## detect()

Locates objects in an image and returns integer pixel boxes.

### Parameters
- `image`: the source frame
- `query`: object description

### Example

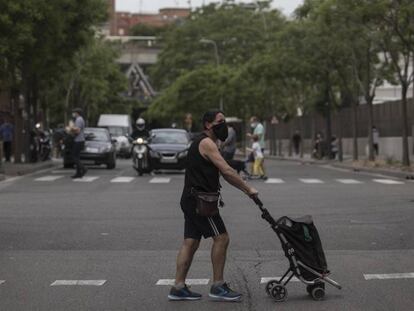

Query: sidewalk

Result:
[0,159,60,180]
[266,153,414,180]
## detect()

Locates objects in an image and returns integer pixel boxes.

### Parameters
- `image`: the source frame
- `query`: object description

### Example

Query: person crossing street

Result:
[169,110,258,302]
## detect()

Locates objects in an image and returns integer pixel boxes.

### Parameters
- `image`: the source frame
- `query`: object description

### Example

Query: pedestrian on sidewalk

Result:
[372,126,380,156]
[170,110,258,302]
[292,130,302,157]
[247,135,267,179]
[68,108,87,179]
[0,117,14,162]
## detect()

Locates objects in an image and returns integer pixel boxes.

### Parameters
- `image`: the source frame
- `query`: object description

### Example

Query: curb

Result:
[3,161,59,177]
[266,155,414,180]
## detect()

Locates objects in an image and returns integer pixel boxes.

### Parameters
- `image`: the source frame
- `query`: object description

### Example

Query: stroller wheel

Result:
[270,285,288,302]
[265,280,279,296]
[310,287,325,301]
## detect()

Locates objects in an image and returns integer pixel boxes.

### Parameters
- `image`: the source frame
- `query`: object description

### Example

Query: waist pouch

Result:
[191,188,223,217]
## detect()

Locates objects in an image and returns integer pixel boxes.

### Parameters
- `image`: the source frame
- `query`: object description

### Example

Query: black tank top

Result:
[180,133,220,208]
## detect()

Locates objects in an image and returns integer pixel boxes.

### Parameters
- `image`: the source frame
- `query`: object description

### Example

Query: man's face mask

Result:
[212,122,228,142]
[251,122,258,129]
[72,113,77,119]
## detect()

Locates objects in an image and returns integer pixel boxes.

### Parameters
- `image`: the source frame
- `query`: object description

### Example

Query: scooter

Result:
[38,129,52,161]
[132,137,152,176]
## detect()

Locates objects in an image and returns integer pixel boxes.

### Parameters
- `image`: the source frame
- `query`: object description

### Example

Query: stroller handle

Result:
[250,194,263,207]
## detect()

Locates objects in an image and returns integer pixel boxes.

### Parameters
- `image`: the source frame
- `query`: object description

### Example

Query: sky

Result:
[116,0,304,16]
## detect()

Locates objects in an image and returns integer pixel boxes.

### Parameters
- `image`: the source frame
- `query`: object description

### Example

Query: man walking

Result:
[69,108,87,179]
[169,111,258,302]
[0,117,14,162]
[221,123,237,161]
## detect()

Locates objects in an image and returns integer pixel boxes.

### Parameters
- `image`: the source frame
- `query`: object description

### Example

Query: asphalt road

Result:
[0,159,413,311]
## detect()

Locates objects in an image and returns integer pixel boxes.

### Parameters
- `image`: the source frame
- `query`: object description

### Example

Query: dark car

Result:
[148,129,191,170]
[63,127,117,169]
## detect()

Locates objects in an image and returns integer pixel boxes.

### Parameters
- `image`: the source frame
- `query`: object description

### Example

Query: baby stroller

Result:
[251,195,342,302]
[227,159,252,179]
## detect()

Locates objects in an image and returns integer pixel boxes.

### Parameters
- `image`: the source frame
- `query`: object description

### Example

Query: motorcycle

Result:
[38,129,52,161]
[132,137,152,176]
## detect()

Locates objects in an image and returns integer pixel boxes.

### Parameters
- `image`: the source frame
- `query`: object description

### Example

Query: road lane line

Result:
[156,279,209,285]
[149,177,171,184]
[110,177,135,183]
[0,280,5,285]
[73,176,99,183]
[265,178,285,184]
[299,178,324,184]
[364,273,414,280]
[373,179,404,185]
[260,277,300,283]
[50,280,106,286]
[336,179,363,184]
[35,175,64,182]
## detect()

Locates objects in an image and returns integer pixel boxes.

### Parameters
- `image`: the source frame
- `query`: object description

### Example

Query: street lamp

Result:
[199,38,223,111]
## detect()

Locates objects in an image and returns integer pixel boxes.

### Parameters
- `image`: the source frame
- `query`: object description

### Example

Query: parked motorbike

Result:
[132,137,152,176]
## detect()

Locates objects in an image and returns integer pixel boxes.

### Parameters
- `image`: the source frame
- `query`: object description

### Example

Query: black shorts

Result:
[182,208,227,240]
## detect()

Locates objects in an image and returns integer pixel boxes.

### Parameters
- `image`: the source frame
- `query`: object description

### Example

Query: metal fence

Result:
[268,99,414,140]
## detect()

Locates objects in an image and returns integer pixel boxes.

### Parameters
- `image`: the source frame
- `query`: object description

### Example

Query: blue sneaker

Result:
[209,282,242,301]
[168,285,202,301]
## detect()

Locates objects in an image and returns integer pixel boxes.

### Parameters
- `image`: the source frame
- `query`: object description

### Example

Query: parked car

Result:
[148,129,191,171]
[97,114,132,157]
[63,127,117,169]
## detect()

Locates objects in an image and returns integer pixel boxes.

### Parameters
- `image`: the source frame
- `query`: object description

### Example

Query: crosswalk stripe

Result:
[50,280,106,286]
[35,176,64,182]
[299,178,324,184]
[260,277,300,283]
[0,280,5,285]
[336,179,363,184]
[265,178,285,184]
[73,176,99,183]
[156,279,209,286]
[364,273,414,280]
[110,177,135,183]
[149,177,171,184]
[373,179,404,185]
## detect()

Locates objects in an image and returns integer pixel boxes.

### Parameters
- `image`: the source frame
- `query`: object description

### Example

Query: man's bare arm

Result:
[199,138,257,196]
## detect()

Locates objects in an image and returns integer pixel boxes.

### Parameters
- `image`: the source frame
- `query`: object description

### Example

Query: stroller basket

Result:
[251,195,341,302]
[276,216,329,281]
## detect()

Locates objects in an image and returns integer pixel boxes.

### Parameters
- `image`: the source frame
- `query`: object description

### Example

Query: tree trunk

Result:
[351,98,358,161]
[337,109,343,162]
[401,85,410,167]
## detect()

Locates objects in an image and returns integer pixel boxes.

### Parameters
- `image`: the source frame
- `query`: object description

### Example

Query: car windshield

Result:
[151,131,189,144]
[85,131,109,142]
[107,126,128,136]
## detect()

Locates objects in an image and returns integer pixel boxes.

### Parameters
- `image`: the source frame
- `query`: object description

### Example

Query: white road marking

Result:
[260,277,300,283]
[73,176,99,182]
[50,280,106,286]
[150,177,171,184]
[156,279,209,286]
[364,273,414,280]
[35,175,64,182]
[0,280,5,285]
[336,179,363,184]
[373,179,404,185]
[110,177,135,183]
[299,178,324,184]
[265,178,285,184]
